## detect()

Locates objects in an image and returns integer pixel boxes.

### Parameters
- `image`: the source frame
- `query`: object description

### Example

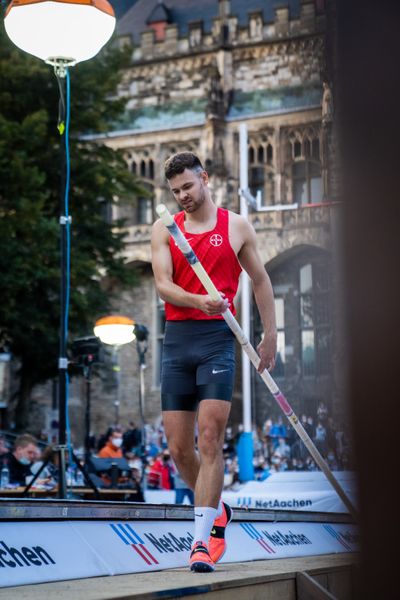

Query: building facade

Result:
[31,0,344,442]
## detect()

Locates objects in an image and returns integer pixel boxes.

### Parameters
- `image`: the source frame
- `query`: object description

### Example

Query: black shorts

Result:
[161,320,236,411]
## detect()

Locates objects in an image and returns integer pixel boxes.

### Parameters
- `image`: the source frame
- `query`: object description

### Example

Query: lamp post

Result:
[132,324,149,486]
[4,0,116,499]
[237,123,255,482]
[94,315,136,425]
[94,317,149,484]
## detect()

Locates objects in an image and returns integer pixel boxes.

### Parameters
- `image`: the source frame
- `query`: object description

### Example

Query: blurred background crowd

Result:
[0,400,353,503]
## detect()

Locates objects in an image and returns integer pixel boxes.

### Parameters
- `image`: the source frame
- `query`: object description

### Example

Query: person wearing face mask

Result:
[3,434,39,486]
[97,427,124,459]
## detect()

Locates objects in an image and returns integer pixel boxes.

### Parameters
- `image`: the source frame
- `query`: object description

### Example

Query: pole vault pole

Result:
[155,203,357,519]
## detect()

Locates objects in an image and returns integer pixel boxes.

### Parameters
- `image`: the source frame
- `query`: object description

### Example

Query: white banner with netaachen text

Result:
[145,472,357,513]
[0,519,358,588]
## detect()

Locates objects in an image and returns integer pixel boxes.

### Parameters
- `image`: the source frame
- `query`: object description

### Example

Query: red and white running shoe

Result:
[208,502,233,563]
[189,540,215,573]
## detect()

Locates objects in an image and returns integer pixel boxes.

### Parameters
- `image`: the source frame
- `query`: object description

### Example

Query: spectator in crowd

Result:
[262,418,273,457]
[173,468,194,504]
[97,427,123,459]
[254,457,271,481]
[300,414,309,434]
[286,422,296,448]
[127,454,143,482]
[30,445,59,487]
[335,422,353,469]
[3,434,39,485]
[326,449,339,471]
[96,427,113,453]
[147,450,175,490]
[262,418,272,437]
[269,416,287,450]
[306,415,315,439]
[275,436,291,461]
[122,421,141,454]
[314,421,328,457]
[0,435,9,457]
[290,438,308,464]
[317,401,329,424]
[291,457,306,471]
[326,417,337,458]
[270,450,287,472]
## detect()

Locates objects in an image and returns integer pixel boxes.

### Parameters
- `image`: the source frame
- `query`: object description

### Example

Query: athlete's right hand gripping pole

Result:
[156,203,357,519]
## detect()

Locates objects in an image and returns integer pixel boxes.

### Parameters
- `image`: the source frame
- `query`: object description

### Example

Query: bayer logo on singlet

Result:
[210,234,223,247]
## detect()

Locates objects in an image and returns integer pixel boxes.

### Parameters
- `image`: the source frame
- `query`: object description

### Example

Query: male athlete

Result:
[151,152,277,572]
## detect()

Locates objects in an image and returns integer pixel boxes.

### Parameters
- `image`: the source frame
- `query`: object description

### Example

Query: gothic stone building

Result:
[45,0,343,442]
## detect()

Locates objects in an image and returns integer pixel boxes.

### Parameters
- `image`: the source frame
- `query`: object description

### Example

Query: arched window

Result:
[148,159,155,180]
[253,248,333,389]
[292,160,322,205]
[294,140,302,158]
[140,160,146,178]
[299,261,331,376]
[249,146,255,164]
[248,137,275,206]
[131,161,137,175]
[287,127,322,204]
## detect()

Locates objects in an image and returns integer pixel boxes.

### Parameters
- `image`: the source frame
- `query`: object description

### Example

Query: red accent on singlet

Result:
[165,208,242,321]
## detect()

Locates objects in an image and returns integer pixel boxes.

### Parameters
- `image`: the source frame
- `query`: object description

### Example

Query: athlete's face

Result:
[168,168,208,213]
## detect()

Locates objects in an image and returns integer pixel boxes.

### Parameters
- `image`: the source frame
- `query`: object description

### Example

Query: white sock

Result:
[194,506,217,544]
[216,499,224,517]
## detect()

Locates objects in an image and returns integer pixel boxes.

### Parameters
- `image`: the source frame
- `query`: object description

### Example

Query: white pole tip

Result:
[156,204,166,217]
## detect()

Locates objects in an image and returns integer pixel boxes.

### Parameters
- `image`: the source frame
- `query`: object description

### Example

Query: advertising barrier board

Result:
[0,519,358,588]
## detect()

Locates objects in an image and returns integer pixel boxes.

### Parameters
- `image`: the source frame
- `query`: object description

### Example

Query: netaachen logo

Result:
[0,541,56,569]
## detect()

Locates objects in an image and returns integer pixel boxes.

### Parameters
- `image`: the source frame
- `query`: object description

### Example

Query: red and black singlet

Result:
[165,207,242,321]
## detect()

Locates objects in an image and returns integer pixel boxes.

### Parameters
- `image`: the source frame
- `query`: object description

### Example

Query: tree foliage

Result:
[0,23,142,429]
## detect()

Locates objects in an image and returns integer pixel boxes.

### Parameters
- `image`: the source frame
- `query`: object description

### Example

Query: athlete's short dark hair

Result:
[164,152,204,180]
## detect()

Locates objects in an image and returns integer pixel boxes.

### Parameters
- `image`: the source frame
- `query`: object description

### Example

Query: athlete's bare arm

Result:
[231,213,277,373]
[151,218,228,316]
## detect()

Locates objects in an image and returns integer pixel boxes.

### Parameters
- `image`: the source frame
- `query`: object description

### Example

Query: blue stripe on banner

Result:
[323,524,351,550]
[324,524,337,539]
[240,522,256,539]
[247,523,261,540]
[110,523,129,545]
[126,523,145,545]
[118,524,138,545]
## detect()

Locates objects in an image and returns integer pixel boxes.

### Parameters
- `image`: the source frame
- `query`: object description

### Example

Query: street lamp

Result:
[94,317,149,484]
[94,316,136,425]
[4,0,115,68]
[4,0,116,499]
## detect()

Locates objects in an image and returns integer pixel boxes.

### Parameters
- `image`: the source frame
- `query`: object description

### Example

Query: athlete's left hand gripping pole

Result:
[156,203,357,520]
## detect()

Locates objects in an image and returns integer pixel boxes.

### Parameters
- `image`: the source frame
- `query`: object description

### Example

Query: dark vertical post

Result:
[84,366,92,466]
[337,0,400,597]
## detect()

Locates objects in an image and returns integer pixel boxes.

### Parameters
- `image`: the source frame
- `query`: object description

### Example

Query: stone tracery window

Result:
[248,133,275,206]
[286,126,323,205]
[252,248,333,419]
[125,150,156,181]
[121,150,157,225]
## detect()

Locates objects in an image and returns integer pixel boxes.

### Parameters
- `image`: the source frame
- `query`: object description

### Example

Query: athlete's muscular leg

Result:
[195,399,231,508]
[163,410,199,490]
